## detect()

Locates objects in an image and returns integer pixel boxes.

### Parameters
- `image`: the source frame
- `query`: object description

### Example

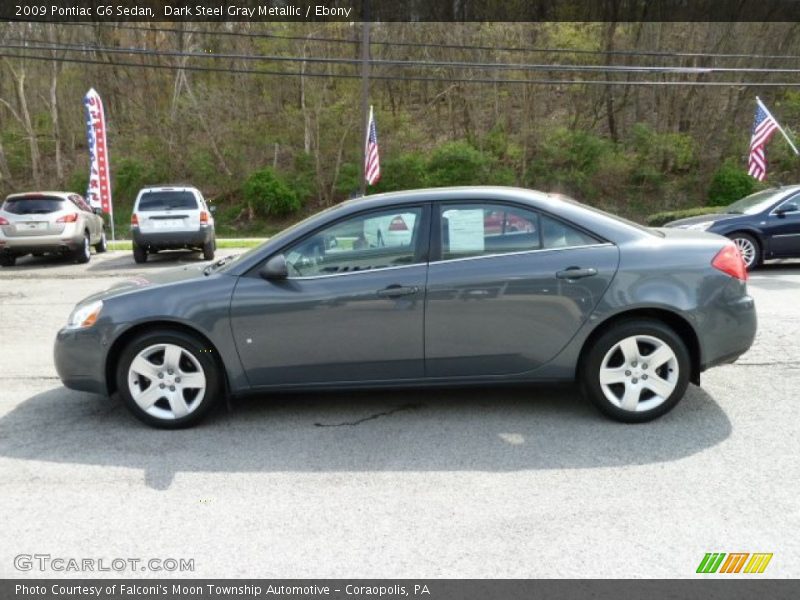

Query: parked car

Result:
[54,186,756,428]
[130,185,216,263]
[664,185,800,269]
[0,191,106,266]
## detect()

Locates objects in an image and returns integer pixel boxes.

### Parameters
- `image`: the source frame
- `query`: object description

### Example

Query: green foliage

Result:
[427,142,490,187]
[707,161,755,206]
[242,167,300,217]
[66,170,89,195]
[285,152,316,202]
[113,158,169,206]
[371,153,428,193]
[646,206,721,226]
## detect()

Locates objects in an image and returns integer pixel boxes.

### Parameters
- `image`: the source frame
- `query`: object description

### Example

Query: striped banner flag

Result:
[748,98,780,181]
[365,105,381,186]
[83,88,113,217]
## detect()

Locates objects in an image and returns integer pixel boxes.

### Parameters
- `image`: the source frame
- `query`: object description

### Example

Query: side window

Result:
[284,207,423,277]
[776,194,800,214]
[69,194,91,212]
[540,215,598,249]
[440,203,541,260]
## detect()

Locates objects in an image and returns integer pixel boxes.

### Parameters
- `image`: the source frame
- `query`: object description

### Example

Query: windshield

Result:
[2,197,65,215]
[724,189,785,215]
[137,191,198,211]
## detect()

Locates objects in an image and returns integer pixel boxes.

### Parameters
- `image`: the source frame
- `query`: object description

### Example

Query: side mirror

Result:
[93,207,103,215]
[209,205,217,214]
[776,203,797,216]
[259,254,288,280]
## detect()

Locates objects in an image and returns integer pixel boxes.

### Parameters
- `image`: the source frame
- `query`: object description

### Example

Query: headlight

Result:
[66,300,103,329]
[684,220,714,231]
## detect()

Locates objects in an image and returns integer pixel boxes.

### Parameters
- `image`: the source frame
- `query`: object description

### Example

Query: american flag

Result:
[748,100,779,181]
[365,106,381,186]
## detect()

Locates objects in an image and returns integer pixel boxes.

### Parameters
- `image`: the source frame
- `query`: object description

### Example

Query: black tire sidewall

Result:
[581,319,690,423]
[75,234,91,264]
[132,243,147,263]
[203,240,215,261]
[115,330,223,428]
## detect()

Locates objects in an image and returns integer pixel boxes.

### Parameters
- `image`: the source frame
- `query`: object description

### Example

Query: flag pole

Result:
[757,96,800,156]
[359,17,371,197]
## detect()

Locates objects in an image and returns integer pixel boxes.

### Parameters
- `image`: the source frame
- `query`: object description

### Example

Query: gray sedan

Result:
[0,191,107,266]
[54,187,757,428]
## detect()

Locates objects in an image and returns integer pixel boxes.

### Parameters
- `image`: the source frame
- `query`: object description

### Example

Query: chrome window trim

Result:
[288,261,424,281]
[770,194,800,216]
[430,242,615,266]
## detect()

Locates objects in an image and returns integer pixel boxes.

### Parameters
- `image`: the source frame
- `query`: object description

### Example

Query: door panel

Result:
[765,211,800,256]
[424,245,619,377]
[230,267,427,386]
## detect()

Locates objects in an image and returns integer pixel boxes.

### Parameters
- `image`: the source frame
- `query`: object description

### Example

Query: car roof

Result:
[4,191,76,200]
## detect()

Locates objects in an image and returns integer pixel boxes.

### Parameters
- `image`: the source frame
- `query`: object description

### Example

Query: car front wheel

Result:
[728,233,760,270]
[116,330,223,428]
[581,319,690,423]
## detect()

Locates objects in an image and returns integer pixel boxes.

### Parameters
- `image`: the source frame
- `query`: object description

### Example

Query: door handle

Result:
[377,285,419,298]
[556,267,598,280]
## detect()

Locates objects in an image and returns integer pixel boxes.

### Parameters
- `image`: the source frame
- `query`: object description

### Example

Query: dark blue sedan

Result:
[665,186,800,269]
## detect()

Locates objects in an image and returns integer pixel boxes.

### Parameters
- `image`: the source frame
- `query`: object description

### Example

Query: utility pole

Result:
[359,13,371,197]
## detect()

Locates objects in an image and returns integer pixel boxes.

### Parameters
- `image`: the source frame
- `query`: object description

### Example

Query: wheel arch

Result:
[105,320,229,396]
[578,308,701,385]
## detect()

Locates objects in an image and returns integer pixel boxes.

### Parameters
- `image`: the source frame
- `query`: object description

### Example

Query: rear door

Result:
[424,201,619,378]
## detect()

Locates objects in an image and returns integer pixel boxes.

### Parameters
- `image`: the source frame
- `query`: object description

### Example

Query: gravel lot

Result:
[0,250,798,578]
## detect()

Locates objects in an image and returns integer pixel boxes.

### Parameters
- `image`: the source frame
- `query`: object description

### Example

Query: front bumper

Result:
[132,227,214,250]
[54,326,109,395]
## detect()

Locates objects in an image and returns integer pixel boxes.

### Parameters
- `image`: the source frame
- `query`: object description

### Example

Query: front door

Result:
[230,205,430,387]
[765,196,800,257]
[424,202,619,378]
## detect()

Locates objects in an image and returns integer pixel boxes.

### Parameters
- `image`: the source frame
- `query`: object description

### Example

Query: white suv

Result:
[130,185,216,263]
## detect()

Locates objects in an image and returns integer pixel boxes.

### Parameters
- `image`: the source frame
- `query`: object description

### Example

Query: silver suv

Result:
[130,185,216,263]
[0,191,107,267]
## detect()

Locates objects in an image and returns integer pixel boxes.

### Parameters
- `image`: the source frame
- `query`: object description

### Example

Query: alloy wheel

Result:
[598,334,679,412]
[127,343,207,420]
[733,237,756,268]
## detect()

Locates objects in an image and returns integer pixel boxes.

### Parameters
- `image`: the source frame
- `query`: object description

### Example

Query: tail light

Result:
[0,216,8,225]
[200,211,209,225]
[56,213,79,223]
[131,213,139,227]
[712,243,748,281]
[388,216,408,231]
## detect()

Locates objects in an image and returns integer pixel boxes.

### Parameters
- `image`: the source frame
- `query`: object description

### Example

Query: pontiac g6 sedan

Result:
[54,187,757,428]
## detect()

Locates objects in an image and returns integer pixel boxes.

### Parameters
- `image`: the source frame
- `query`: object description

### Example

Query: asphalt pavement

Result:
[0,249,798,578]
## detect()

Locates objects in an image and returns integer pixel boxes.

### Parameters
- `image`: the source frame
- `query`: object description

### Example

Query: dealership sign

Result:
[83,88,112,218]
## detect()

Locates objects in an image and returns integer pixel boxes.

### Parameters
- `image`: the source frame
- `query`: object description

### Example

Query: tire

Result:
[115,329,223,429]
[0,254,16,267]
[95,229,108,253]
[202,239,215,261]
[74,232,91,264]
[727,233,761,270]
[580,319,690,423]
[132,243,147,264]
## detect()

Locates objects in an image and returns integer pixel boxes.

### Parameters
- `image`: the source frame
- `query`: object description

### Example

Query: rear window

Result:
[137,191,198,211]
[2,197,65,215]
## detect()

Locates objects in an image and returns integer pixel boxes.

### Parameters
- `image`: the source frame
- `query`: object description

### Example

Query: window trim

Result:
[430,199,605,263]
[430,242,616,267]
[770,193,800,216]
[249,203,431,280]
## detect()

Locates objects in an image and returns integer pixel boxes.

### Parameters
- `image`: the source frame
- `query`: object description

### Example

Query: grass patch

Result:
[108,238,266,252]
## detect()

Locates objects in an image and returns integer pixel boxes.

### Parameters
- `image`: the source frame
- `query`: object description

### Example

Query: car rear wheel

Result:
[95,230,108,253]
[132,243,147,264]
[728,233,760,270]
[0,254,16,267]
[116,330,223,428]
[74,233,91,264]
[203,239,215,261]
[581,319,690,423]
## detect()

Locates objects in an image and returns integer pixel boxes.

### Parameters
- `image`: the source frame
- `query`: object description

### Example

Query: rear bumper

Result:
[699,293,757,371]
[132,227,214,250]
[0,231,83,254]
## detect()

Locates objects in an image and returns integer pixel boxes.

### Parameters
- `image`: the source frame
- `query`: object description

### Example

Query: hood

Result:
[80,263,209,304]
[663,213,736,228]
